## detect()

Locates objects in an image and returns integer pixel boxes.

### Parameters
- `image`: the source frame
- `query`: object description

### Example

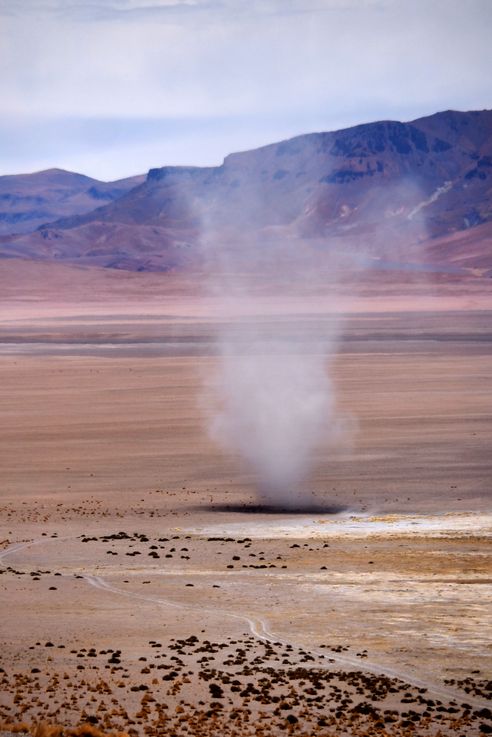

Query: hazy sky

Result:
[1,0,491,179]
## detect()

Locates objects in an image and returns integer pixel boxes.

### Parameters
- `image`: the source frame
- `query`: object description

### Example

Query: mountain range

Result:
[0,168,145,237]
[1,109,491,275]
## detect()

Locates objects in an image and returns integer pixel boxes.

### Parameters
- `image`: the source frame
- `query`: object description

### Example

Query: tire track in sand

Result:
[84,567,491,708]
[1,538,489,710]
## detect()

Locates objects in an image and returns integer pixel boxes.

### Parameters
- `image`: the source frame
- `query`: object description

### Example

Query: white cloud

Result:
[1,0,491,176]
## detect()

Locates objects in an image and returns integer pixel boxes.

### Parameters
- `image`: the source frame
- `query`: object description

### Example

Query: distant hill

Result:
[0,168,145,236]
[1,110,491,274]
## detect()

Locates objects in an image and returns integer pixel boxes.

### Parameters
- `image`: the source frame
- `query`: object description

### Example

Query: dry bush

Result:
[0,723,30,734]
[0,723,129,737]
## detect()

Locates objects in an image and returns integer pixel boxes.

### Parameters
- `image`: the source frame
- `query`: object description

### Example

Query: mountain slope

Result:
[1,110,491,273]
[0,168,145,236]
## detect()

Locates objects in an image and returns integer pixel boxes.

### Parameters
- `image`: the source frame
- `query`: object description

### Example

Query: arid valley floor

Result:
[0,262,491,736]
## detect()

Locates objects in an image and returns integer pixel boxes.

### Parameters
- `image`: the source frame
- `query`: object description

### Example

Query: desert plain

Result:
[0,260,491,736]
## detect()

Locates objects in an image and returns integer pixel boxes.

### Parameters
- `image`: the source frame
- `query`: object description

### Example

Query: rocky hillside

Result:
[1,110,491,273]
[0,168,145,236]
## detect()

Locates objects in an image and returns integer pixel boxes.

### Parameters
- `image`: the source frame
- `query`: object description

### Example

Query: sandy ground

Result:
[0,264,491,736]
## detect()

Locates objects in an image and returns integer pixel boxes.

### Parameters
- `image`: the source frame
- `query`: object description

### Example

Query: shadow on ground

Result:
[189,502,348,515]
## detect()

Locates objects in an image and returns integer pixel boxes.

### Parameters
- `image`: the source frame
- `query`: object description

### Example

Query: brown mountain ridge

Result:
[1,109,491,274]
[0,168,145,236]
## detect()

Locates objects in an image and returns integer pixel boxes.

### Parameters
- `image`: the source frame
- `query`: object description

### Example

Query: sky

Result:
[1,0,491,180]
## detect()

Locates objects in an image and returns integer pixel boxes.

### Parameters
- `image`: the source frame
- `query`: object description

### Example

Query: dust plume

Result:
[199,226,352,508]
[212,340,336,507]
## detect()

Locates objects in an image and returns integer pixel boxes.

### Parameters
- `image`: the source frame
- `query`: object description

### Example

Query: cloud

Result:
[1,0,491,177]
[0,1,216,22]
